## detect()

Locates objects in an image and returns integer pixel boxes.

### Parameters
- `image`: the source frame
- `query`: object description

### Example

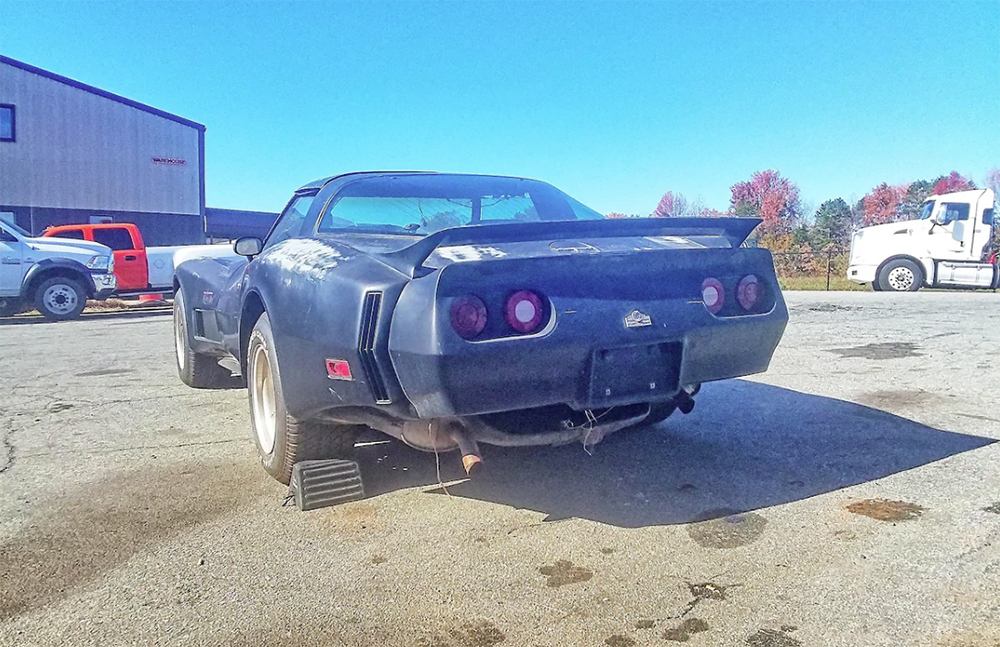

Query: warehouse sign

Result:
[152,157,187,166]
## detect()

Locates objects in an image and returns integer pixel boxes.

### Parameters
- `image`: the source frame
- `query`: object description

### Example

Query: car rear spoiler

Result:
[376,216,762,278]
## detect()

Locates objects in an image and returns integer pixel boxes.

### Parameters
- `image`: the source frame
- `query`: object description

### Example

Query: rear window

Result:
[92,228,135,251]
[317,175,604,235]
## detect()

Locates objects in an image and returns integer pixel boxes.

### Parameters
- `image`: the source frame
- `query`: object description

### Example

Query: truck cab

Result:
[42,223,181,294]
[847,189,997,291]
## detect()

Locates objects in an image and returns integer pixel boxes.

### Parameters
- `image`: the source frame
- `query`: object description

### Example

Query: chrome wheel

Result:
[174,295,187,372]
[42,283,79,316]
[887,266,915,291]
[249,342,277,455]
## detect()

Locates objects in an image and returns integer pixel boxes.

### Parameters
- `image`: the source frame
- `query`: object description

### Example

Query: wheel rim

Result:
[173,296,187,371]
[249,343,277,454]
[42,283,79,315]
[887,266,915,291]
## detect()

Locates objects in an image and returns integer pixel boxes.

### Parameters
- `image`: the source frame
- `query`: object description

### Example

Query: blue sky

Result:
[1,1,997,215]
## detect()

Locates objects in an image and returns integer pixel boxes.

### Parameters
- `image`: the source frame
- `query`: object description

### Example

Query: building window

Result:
[0,105,14,142]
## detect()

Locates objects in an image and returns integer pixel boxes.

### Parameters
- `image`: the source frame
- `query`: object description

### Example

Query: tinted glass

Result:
[93,228,135,251]
[265,195,316,248]
[54,229,85,240]
[919,201,934,219]
[983,208,994,226]
[0,106,12,141]
[317,175,605,235]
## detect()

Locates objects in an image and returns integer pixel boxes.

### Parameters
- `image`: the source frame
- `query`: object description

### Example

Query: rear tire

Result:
[174,287,232,388]
[34,276,87,320]
[247,311,359,484]
[877,259,923,292]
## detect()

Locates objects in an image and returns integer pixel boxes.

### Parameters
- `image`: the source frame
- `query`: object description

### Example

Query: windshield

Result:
[0,221,31,237]
[317,174,605,235]
[918,201,936,220]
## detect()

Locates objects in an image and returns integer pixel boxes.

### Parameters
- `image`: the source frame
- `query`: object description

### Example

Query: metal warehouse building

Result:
[0,56,206,245]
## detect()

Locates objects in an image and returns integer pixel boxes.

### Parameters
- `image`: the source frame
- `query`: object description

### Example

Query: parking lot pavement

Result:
[1,290,998,647]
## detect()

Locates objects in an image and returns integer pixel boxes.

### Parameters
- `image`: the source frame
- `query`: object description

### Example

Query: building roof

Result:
[0,55,206,132]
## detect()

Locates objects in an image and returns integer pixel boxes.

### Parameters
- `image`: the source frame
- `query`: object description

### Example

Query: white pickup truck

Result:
[847,188,998,291]
[0,220,117,320]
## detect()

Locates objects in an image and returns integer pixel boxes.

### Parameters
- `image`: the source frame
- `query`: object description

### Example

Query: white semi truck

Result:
[847,188,997,291]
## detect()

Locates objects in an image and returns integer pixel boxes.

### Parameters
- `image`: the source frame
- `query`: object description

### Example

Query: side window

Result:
[54,229,85,240]
[265,195,316,248]
[92,228,135,251]
[942,202,970,222]
[983,208,994,226]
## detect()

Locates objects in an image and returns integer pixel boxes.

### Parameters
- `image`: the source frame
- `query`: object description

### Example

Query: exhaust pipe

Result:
[676,384,699,414]
[448,424,483,476]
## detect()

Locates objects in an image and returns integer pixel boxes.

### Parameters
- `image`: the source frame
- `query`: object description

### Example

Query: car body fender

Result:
[244,237,412,420]
[21,258,95,299]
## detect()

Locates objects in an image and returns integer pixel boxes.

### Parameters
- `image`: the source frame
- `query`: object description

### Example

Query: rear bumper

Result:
[390,294,788,419]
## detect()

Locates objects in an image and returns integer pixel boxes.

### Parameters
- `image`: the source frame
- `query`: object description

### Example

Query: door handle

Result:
[124,255,137,261]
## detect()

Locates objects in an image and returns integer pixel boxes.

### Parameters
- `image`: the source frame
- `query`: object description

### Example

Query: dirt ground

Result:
[1,291,998,646]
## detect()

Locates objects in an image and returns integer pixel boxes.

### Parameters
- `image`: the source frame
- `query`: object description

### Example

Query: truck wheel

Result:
[174,287,232,388]
[877,259,923,292]
[247,311,359,484]
[34,276,87,320]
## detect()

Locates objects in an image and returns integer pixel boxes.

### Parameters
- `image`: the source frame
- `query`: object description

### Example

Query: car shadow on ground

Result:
[352,380,994,528]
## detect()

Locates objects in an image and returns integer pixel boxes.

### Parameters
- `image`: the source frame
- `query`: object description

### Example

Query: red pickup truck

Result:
[42,223,181,293]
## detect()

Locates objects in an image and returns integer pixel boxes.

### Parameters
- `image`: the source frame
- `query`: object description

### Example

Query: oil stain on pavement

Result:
[846,499,925,521]
[0,458,261,621]
[539,559,593,587]
[829,342,922,360]
[746,627,801,647]
[687,509,767,548]
[604,634,635,647]
[419,620,505,647]
[663,617,710,642]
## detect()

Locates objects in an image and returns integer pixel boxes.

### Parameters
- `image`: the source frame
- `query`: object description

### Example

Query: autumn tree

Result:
[653,191,689,217]
[933,171,976,194]
[861,183,907,226]
[729,169,802,231]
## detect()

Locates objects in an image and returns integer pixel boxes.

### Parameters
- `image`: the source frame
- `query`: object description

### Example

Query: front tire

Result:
[174,287,232,388]
[247,311,359,484]
[877,259,923,292]
[34,276,87,320]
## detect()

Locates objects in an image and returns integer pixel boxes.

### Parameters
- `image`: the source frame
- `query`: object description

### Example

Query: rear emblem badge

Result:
[624,309,652,328]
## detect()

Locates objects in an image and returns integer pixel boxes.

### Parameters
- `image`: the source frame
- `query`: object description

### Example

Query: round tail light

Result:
[451,294,488,339]
[701,278,725,314]
[504,290,544,333]
[737,275,761,310]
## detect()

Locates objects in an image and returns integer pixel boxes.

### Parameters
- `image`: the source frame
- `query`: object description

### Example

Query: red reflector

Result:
[325,359,353,380]
[450,294,488,339]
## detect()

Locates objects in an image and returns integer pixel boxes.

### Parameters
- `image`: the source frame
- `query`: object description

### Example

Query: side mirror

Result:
[234,237,263,257]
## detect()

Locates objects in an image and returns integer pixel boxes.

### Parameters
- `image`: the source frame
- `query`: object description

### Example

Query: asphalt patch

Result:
[982,502,1000,514]
[857,389,940,409]
[687,510,767,548]
[75,368,136,377]
[829,342,922,360]
[604,635,636,647]
[539,560,593,587]
[846,499,925,521]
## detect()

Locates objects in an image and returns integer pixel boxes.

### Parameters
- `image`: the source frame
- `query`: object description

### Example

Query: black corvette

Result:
[173,172,787,486]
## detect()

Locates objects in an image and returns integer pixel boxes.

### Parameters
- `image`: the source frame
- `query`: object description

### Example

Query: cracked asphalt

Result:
[1,291,998,647]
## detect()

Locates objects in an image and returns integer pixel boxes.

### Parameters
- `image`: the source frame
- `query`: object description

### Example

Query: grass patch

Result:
[778,276,870,291]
